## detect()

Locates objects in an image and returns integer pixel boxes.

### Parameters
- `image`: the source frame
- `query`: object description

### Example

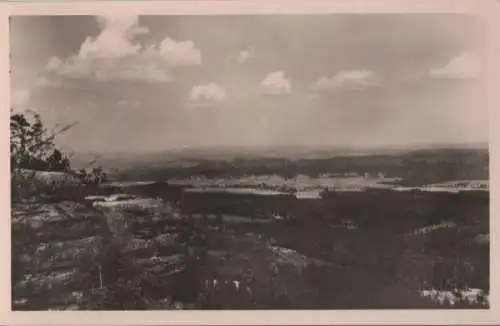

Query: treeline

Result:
[114,149,488,186]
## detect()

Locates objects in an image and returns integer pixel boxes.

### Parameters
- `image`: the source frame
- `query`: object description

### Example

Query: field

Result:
[11,147,490,310]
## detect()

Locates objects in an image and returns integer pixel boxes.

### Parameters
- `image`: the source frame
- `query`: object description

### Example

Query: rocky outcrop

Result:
[12,190,197,310]
[12,189,353,310]
[12,198,109,310]
[13,169,81,187]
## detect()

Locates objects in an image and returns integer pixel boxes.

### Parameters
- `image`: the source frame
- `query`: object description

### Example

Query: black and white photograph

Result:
[8,1,494,316]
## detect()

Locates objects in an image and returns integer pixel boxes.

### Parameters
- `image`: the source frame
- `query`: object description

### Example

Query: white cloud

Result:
[190,83,227,102]
[45,15,201,83]
[431,51,481,79]
[11,89,30,110]
[46,57,63,71]
[35,76,64,88]
[145,38,201,67]
[312,69,375,91]
[260,71,291,95]
[46,54,173,82]
[79,15,147,60]
[228,47,255,64]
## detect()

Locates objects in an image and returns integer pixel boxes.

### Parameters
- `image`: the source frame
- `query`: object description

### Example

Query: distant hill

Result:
[85,145,489,187]
[71,142,489,171]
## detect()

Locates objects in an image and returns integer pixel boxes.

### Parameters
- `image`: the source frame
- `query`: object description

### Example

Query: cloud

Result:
[228,47,255,64]
[145,38,201,67]
[46,57,63,71]
[44,15,201,83]
[45,54,173,82]
[35,76,64,88]
[190,83,227,102]
[11,89,30,110]
[117,99,142,108]
[312,69,376,91]
[260,71,291,95]
[430,51,481,79]
[80,15,148,60]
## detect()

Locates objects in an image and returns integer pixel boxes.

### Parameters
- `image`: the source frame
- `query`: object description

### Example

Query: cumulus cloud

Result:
[260,71,291,95]
[45,54,173,82]
[228,47,255,64]
[430,51,481,79]
[11,89,30,110]
[44,15,201,83]
[190,83,227,102]
[145,37,201,67]
[80,15,148,59]
[312,69,376,91]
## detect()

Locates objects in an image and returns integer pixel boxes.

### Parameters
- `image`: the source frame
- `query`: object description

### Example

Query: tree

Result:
[10,111,76,201]
[10,110,74,172]
[47,149,71,172]
[91,166,105,184]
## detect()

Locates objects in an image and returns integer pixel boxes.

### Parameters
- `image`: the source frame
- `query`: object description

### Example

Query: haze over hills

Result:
[70,142,488,170]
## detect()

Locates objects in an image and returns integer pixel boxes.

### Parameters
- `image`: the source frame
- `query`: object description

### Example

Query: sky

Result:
[10,14,488,154]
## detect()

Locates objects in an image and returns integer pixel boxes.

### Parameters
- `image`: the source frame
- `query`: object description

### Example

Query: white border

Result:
[1,1,499,325]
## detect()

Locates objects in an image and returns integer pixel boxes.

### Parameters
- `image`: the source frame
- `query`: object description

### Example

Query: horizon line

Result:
[70,141,489,157]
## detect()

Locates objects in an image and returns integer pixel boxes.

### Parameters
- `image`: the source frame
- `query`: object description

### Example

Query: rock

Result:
[136,215,152,225]
[12,298,28,308]
[12,201,101,233]
[33,236,104,262]
[152,214,165,223]
[93,197,163,213]
[122,238,155,254]
[13,169,81,189]
[12,187,189,310]
[155,233,178,247]
[43,291,86,308]
[472,234,489,245]
[15,268,80,296]
[64,304,80,310]
[14,235,104,278]
[100,210,131,238]
[134,254,185,267]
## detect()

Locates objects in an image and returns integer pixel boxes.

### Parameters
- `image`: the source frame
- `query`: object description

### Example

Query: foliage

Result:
[76,166,108,185]
[10,110,73,172]
[10,110,110,202]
